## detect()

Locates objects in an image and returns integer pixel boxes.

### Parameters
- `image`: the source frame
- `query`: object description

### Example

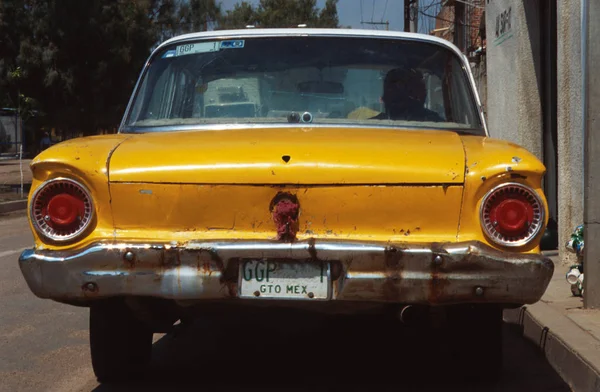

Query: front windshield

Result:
[125,36,483,133]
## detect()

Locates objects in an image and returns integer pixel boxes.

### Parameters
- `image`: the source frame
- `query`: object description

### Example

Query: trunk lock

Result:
[270,193,300,241]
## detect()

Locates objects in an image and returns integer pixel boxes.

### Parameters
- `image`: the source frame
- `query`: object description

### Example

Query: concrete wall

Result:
[557,0,585,265]
[486,0,584,261]
[485,0,543,159]
[584,0,600,307]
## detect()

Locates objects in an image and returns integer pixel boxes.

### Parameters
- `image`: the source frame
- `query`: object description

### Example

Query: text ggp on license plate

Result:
[238,260,330,300]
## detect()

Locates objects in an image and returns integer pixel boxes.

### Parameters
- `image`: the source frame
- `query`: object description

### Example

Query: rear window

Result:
[125,36,483,134]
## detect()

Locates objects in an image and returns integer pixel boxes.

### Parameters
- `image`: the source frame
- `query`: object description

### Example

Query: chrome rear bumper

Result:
[19,240,554,306]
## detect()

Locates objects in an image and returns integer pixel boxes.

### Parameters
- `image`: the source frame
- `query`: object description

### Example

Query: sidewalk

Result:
[0,159,32,202]
[504,256,600,392]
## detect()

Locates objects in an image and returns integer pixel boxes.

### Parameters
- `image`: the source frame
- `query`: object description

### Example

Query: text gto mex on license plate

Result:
[238,260,331,300]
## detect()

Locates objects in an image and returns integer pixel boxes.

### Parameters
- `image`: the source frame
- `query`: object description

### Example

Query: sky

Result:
[218,0,440,33]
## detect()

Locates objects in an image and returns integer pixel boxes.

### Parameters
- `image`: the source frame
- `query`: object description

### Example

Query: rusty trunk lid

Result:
[108,127,465,184]
[107,127,466,242]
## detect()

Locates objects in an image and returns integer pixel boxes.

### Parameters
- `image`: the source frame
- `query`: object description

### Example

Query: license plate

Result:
[239,260,330,300]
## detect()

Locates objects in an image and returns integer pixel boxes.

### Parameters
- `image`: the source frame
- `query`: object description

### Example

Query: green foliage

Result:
[0,0,189,136]
[180,0,222,32]
[0,0,339,139]
[219,0,339,29]
[219,2,259,30]
[316,0,339,28]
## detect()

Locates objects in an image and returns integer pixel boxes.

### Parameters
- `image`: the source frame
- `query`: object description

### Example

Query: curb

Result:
[542,250,559,257]
[504,304,600,392]
[0,200,27,214]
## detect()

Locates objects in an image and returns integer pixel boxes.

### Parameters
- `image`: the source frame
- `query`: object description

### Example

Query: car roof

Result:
[156,28,467,60]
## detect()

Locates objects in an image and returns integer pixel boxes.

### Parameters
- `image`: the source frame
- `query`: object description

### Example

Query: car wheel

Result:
[446,305,503,382]
[90,298,153,383]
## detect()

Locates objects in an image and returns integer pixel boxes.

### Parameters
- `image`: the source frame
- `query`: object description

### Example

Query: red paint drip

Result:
[272,199,300,241]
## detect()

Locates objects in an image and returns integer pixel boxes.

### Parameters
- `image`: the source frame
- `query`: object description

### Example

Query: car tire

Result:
[446,305,503,382]
[90,298,154,383]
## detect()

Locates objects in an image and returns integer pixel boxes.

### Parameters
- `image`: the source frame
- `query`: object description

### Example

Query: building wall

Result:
[432,1,487,111]
[485,0,543,160]
[431,0,485,51]
[557,0,584,264]
[432,5,454,41]
[431,1,581,258]
[465,0,485,51]
[485,0,583,261]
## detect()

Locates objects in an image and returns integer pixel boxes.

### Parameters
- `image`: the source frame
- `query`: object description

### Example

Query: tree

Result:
[0,0,31,110]
[316,0,339,28]
[218,1,258,30]
[218,0,339,29]
[14,1,156,134]
[0,0,340,148]
[0,0,194,138]
[179,0,221,32]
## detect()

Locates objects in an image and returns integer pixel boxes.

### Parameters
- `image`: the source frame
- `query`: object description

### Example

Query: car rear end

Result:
[20,130,552,308]
[18,29,553,382]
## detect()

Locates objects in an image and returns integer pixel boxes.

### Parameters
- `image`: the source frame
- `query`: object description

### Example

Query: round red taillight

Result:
[481,183,544,247]
[31,178,93,242]
[491,198,533,236]
[47,193,84,226]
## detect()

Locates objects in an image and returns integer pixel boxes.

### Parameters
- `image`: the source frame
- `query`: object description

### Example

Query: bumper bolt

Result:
[308,292,314,299]
[433,255,443,266]
[475,286,484,296]
[83,282,97,292]
[124,251,135,262]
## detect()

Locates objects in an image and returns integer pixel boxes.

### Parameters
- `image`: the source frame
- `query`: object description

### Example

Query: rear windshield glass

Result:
[125,36,483,133]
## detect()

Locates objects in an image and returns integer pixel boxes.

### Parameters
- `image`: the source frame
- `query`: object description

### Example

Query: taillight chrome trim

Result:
[30,178,94,242]
[479,182,545,248]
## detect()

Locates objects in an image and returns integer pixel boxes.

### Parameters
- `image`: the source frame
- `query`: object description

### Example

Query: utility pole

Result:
[404,0,418,33]
[454,0,466,52]
[404,0,410,32]
[584,0,600,308]
[410,0,418,33]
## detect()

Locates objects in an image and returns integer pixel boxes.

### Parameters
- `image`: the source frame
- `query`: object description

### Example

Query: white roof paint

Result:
[155,28,467,61]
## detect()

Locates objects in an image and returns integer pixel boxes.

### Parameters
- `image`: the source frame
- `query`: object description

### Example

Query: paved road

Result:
[0,212,571,392]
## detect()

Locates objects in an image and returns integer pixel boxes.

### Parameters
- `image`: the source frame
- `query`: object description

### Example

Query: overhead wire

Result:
[360,0,364,26]
[418,9,481,30]
[453,0,484,9]
[419,1,443,34]
[381,0,388,22]
[407,0,442,34]
[415,0,485,50]
[371,0,375,22]
[420,0,444,13]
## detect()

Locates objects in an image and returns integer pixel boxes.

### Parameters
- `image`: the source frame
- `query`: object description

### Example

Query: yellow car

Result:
[19,29,553,382]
